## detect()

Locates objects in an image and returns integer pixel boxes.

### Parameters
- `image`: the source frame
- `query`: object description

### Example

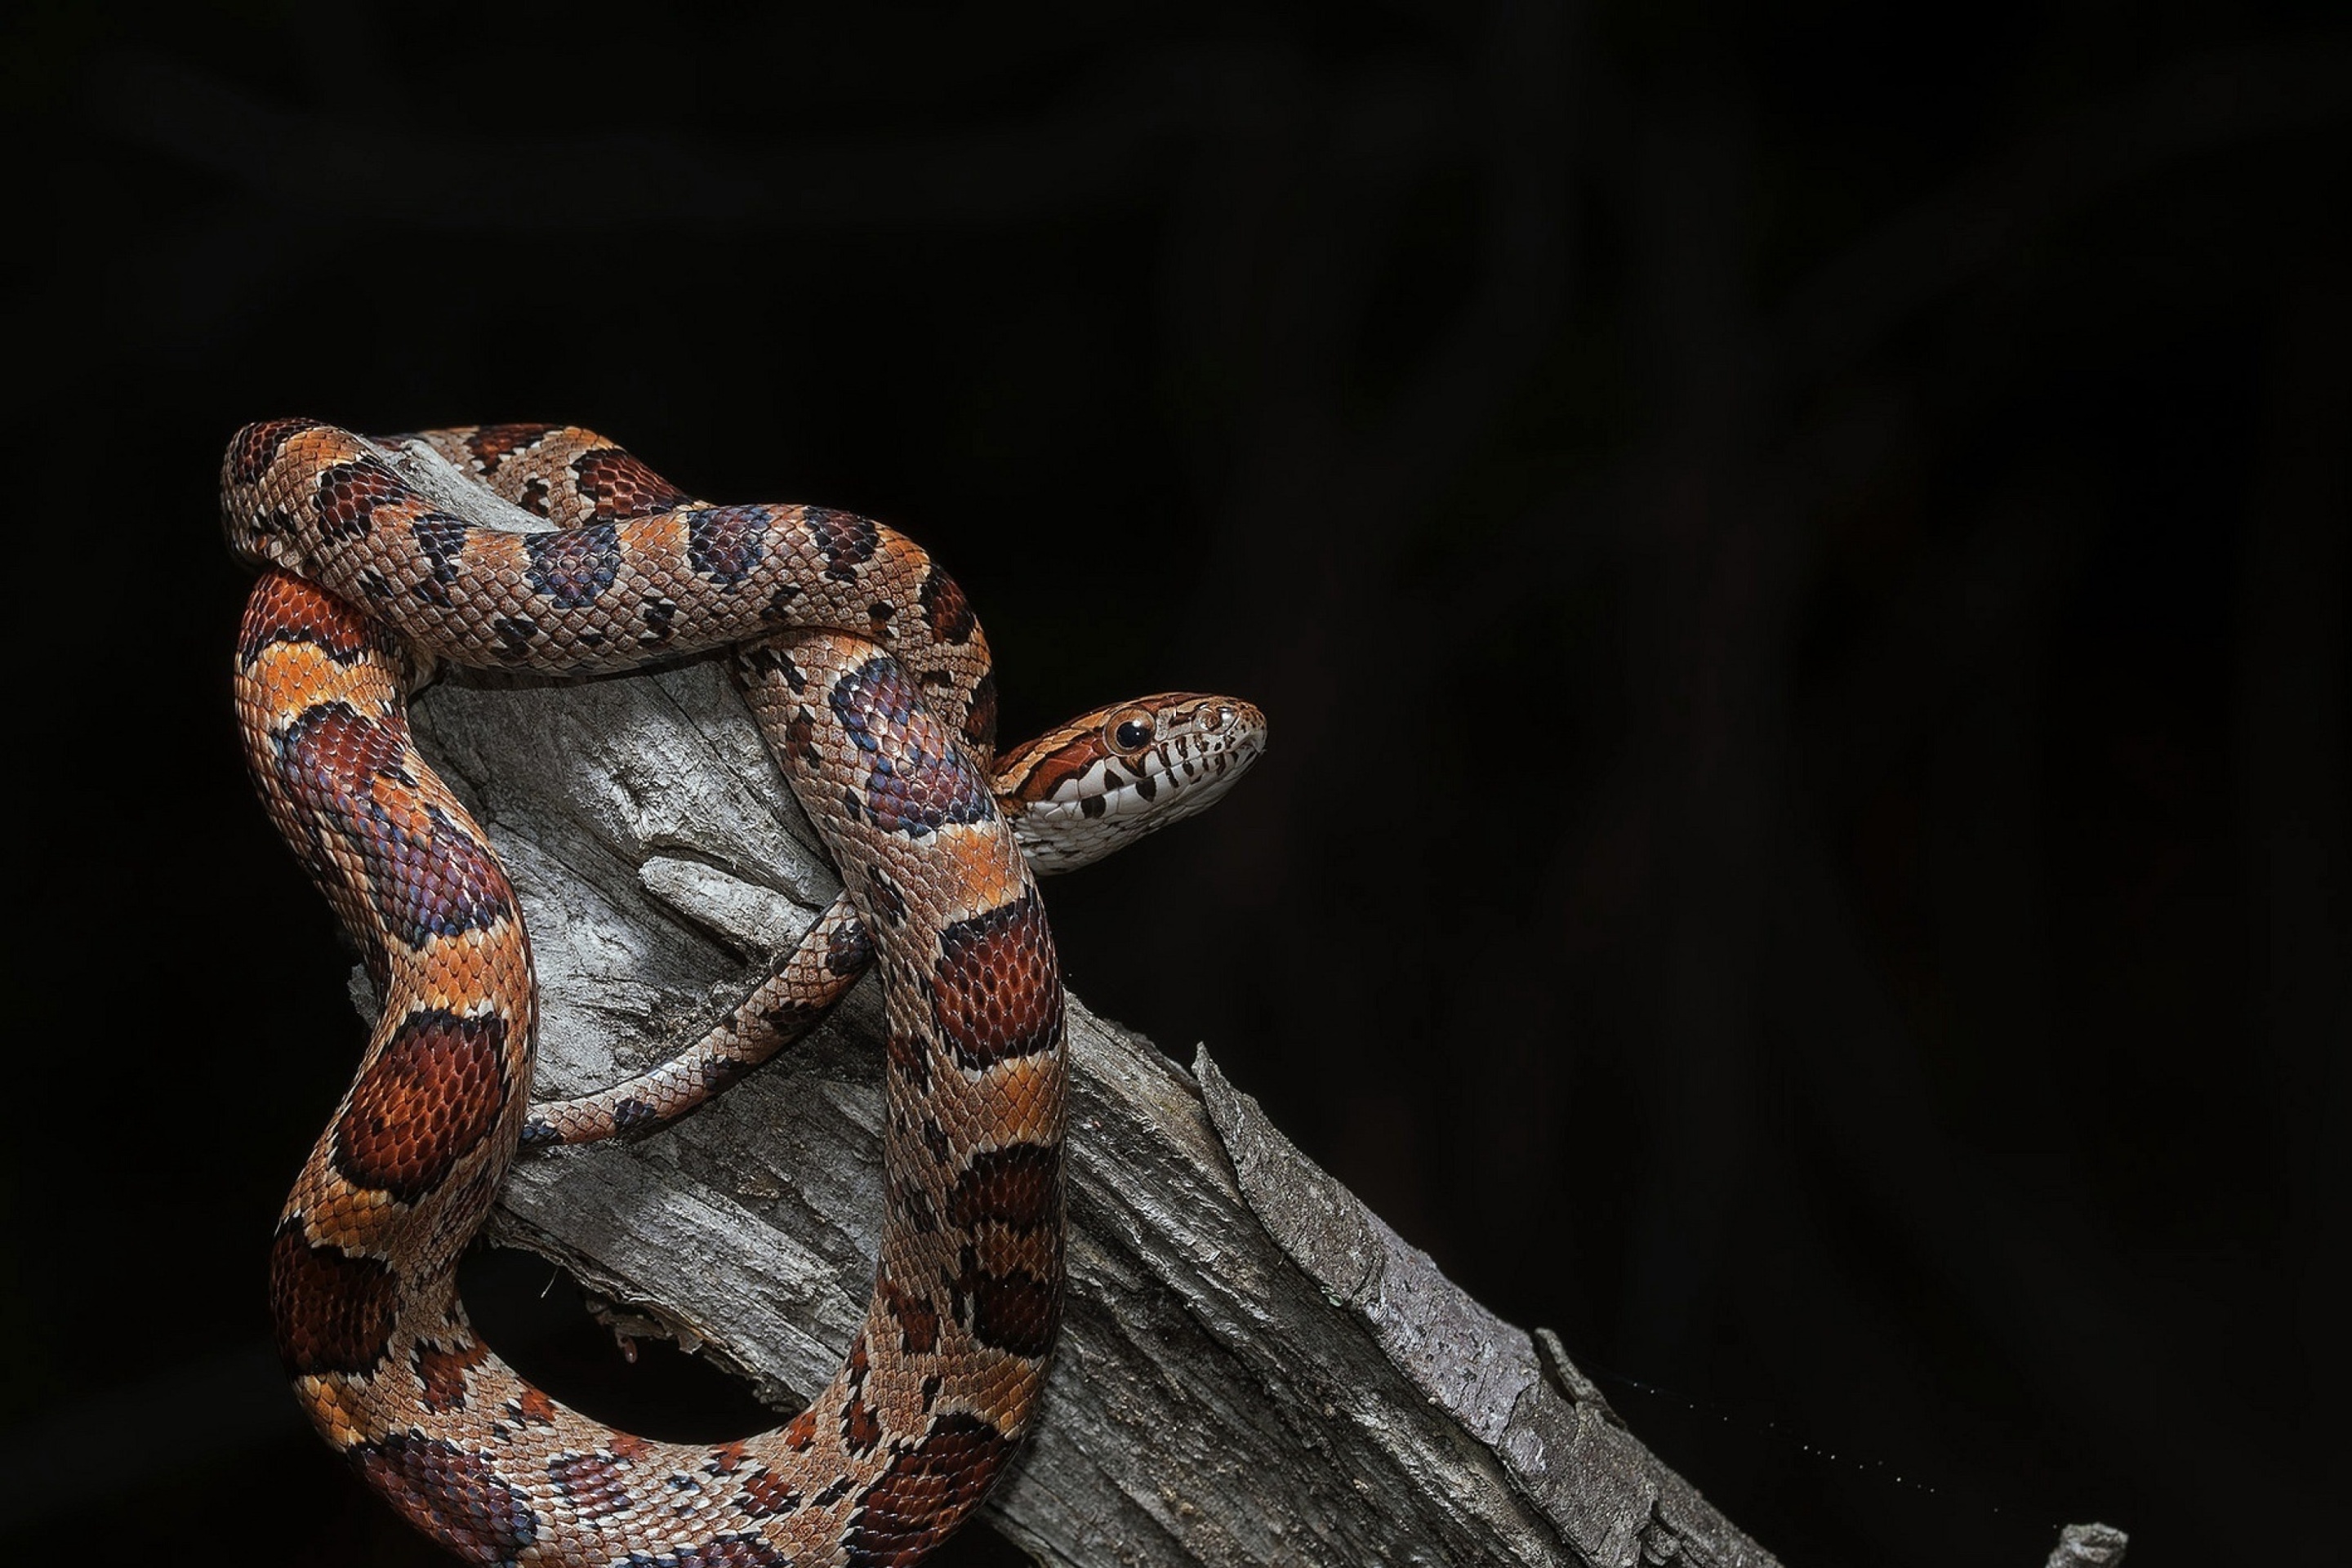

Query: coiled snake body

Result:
[225,420,1264,1565]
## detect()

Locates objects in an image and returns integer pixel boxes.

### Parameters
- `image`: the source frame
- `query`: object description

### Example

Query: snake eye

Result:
[1107,710,1155,755]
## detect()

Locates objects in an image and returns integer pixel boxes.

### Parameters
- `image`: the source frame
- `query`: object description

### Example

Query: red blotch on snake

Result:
[270,1224,399,1377]
[333,1009,508,1203]
[929,889,1062,1071]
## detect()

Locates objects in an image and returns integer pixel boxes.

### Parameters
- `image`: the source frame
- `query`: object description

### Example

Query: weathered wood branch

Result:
[403,656,2121,1568]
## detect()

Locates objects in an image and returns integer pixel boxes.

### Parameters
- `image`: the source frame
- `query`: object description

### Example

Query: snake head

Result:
[996,693,1267,874]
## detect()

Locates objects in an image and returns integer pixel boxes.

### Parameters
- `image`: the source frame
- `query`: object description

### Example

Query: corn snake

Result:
[225,419,1263,1565]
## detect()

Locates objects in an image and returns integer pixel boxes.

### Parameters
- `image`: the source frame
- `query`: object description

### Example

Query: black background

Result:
[4,4,2345,1565]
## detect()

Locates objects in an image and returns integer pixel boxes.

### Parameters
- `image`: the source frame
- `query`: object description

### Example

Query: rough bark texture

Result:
[405,660,2119,1568]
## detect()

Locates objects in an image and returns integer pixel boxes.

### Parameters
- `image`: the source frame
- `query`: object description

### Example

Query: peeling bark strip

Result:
[407,660,2118,1567]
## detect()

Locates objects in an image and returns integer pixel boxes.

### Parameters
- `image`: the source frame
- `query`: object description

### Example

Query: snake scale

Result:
[225,419,1265,1565]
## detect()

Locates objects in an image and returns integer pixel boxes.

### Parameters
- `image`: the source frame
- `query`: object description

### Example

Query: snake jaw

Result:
[1001,694,1268,874]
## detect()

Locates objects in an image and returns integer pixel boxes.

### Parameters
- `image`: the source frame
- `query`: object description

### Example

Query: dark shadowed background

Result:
[4,3,2345,1564]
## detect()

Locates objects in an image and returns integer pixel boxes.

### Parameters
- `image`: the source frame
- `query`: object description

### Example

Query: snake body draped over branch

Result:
[225,419,1264,1565]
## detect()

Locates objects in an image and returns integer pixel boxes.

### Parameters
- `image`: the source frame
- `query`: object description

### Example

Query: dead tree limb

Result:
[404,657,2119,1568]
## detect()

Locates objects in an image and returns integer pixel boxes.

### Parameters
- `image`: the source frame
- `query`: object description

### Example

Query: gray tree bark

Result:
[403,657,2121,1568]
